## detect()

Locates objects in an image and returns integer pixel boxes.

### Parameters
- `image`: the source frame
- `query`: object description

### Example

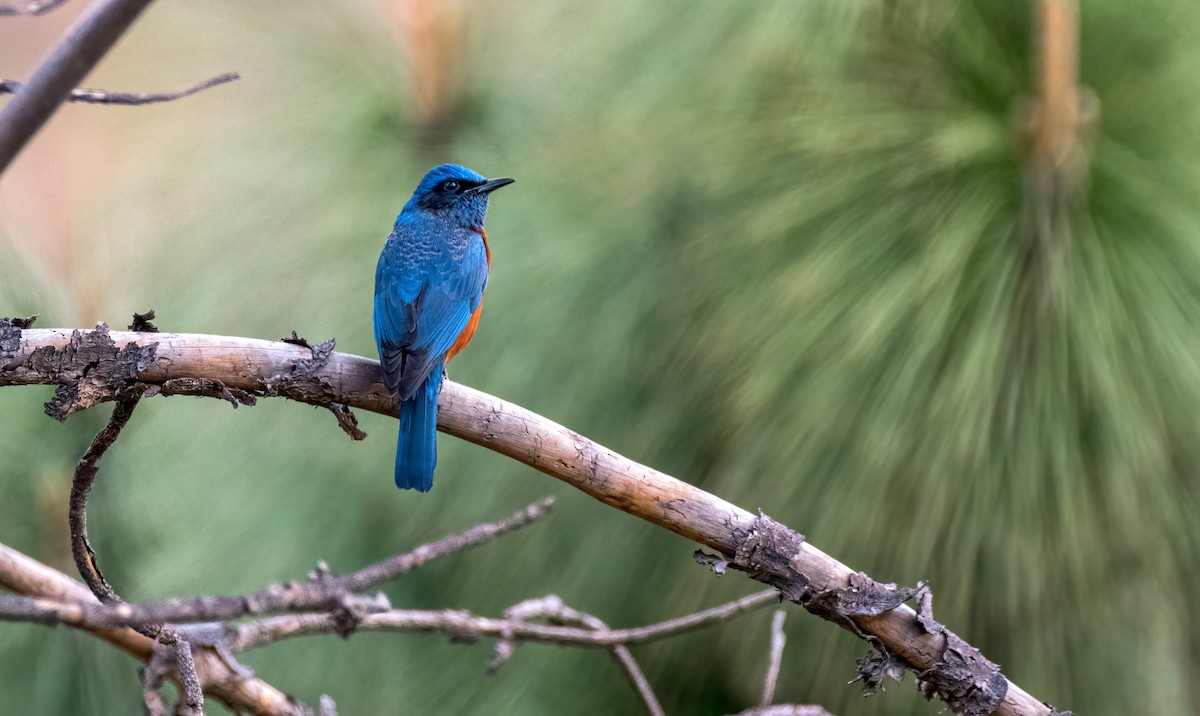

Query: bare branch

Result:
[613,644,663,716]
[1,502,783,715]
[0,72,239,106]
[0,0,155,175]
[0,587,777,650]
[489,595,663,716]
[0,498,554,630]
[0,0,68,15]
[0,326,1058,716]
[761,609,786,706]
[339,497,554,593]
[0,543,305,715]
[232,589,778,654]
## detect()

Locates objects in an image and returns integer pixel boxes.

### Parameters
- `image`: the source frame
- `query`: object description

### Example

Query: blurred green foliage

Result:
[3,1,1199,714]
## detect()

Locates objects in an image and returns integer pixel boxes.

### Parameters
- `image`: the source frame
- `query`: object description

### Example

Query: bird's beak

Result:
[470,177,515,195]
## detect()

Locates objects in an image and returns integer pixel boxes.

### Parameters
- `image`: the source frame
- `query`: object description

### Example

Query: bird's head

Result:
[403,163,514,228]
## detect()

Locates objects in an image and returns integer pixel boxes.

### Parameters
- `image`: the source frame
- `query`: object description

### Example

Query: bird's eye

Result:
[443,180,460,192]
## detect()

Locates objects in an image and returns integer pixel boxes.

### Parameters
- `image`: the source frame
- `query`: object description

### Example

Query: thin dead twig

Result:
[0,0,157,174]
[68,397,139,606]
[66,397,207,714]
[0,73,239,105]
[761,609,787,706]
[0,587,779,647]
[490,595,663,716]
[230,589,780,652]
[0,498,556,630]
[0,0,68,15]
[338,497,555,593]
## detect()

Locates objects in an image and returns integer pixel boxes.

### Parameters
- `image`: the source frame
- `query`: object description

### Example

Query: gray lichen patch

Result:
[731,513,809,602]
[21,324,158,421]
[0,317,26,362]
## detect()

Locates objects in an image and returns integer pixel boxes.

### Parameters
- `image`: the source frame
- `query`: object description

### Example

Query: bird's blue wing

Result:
[374,228,488,399]
[373,234,422,396]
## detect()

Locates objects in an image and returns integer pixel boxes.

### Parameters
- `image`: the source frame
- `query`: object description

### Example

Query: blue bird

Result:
[374,164,513,491]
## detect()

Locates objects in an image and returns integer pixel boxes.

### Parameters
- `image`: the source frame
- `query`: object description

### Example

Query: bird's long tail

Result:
[395,366,443,491]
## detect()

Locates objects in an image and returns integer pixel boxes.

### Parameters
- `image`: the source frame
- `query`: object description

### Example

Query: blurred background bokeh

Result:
[2,1,1199,714]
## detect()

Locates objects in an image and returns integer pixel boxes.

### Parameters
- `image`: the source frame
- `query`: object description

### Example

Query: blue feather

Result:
[395,366,443,491]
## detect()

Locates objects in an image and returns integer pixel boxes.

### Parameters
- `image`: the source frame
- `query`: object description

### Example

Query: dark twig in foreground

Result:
[68,398,139,606]
[66,396,206,714]
[0,72,239,105]
[0,0,68,15]
[0,0,156,174]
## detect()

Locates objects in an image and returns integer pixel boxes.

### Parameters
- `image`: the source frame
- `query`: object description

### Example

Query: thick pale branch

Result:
[0,327,1058,716]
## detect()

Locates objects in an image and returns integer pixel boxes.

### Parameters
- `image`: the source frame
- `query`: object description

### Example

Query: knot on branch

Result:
[21,323,158,421]
[331,592,391,639]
